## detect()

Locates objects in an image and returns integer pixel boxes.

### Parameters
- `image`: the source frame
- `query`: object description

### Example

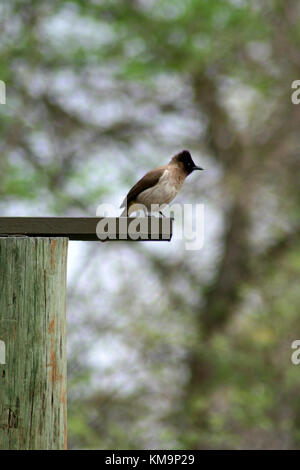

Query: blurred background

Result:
[1,0,300,449]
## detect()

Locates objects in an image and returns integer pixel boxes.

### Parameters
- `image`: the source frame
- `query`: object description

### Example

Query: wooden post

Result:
[0,236,68,450]
[0,217,172,449]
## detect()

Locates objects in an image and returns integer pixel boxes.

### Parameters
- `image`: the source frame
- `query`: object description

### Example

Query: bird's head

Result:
[170,150,204,175]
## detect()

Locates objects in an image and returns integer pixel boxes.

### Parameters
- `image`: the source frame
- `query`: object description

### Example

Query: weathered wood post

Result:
[0,216,173,450]
[0,236,68,450]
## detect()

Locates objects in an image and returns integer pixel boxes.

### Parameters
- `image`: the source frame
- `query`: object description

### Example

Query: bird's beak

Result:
[193,166,204,171]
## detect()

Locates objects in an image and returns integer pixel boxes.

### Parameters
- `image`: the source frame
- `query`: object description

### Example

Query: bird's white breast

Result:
[136,169,184,209]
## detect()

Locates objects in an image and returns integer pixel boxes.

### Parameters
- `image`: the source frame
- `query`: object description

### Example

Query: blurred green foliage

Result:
[1,0,300,449]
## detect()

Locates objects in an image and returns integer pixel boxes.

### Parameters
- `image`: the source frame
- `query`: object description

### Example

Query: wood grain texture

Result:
[0,237,68,450]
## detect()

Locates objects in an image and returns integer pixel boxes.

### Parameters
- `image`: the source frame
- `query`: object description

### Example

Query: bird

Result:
[120,150,204,216]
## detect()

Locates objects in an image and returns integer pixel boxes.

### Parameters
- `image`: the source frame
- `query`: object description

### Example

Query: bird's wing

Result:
[120,167,166,208]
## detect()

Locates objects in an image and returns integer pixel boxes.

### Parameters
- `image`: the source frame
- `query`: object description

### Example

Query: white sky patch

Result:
[40,5,115,50]
[219,77,261,131]
[247,41,272,64]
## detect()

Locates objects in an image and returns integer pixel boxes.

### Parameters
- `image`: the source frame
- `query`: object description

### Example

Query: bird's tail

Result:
[120,207,128,217]
[120,201,136,217]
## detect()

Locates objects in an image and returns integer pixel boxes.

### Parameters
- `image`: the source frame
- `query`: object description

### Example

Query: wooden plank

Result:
[0,237,68,449]
[0,217,173,241]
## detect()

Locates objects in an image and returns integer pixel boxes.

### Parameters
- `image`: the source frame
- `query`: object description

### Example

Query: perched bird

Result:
[120,150,203,216]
